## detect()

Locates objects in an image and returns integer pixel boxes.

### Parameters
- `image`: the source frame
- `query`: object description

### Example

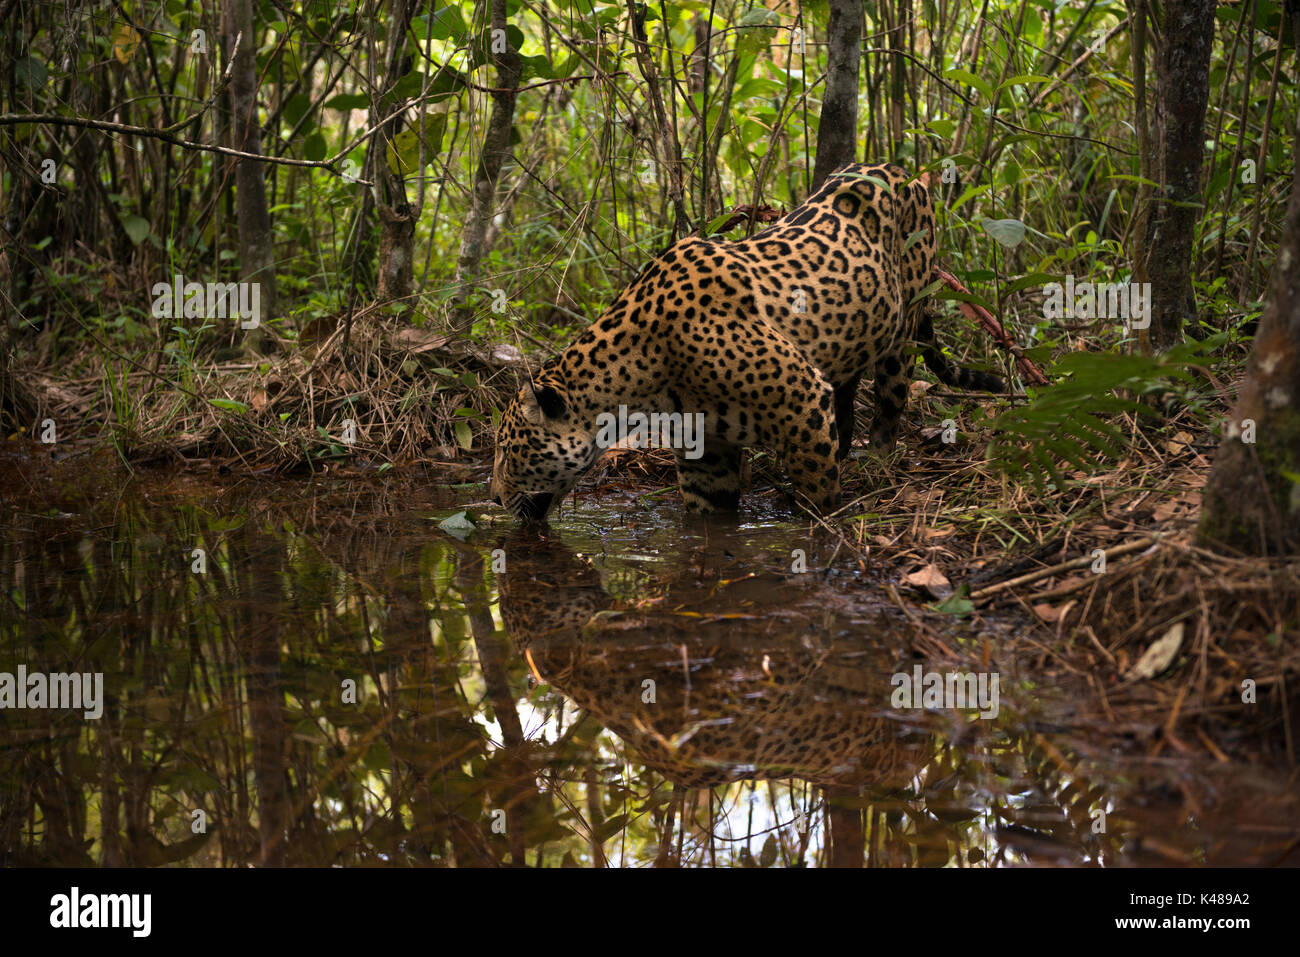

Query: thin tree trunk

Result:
[232,523,288,866]
[225,0,277,354]
[1128,0,1153,352]
[624,0,690,236]
[812,0,863,188]
[1144,0,1214,350]
[449,0,521,332]
[373,0,419,307]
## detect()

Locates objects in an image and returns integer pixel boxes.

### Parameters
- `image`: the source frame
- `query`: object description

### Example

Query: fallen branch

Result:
[968,533,1166,601]
[934,266,1050,387]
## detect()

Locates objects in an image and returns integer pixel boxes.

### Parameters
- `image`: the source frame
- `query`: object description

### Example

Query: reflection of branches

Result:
[454,545,539,865]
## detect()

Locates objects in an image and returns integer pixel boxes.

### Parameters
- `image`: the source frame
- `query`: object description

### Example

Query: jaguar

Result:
[491,162,1003,521]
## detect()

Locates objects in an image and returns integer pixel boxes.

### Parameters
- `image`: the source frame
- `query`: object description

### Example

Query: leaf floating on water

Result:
[1125,621,1184,682]
[437,510,476,540]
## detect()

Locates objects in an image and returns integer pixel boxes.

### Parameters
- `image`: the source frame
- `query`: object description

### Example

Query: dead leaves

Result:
[903,563,953,600]
[1123,621,1186,683]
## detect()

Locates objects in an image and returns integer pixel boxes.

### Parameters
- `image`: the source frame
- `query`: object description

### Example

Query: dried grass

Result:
[7,318,522,469]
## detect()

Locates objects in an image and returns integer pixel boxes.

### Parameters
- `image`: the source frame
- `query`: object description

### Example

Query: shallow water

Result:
[1,447,1296,866]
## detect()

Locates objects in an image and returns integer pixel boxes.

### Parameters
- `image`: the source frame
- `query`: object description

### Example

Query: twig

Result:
[969,533,1165,601]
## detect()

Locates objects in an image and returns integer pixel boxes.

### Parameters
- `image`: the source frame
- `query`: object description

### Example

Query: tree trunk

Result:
[377,202,416,303]
[449,0,521,333]
[1198,111,1300,555]
[372,0,419,308]
[1143,0,1214,350]
[225,0,277,354]
[811,0,862,189]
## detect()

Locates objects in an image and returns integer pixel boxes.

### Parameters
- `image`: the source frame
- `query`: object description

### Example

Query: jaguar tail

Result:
[917,307,1005,393]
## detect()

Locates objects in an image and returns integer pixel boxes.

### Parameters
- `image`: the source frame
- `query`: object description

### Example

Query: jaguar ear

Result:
[522,381,566,422]
[535,384,567,419]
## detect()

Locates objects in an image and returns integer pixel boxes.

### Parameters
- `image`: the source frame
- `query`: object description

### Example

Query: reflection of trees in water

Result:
[0,483,1124,867]
[0,485,517,866]
[497,530,1125,867]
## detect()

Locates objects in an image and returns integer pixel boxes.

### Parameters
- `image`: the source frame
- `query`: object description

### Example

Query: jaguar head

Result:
[491,378,601,522]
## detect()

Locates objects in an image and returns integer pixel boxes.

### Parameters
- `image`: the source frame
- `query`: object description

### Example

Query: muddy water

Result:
[0,448,1295,867]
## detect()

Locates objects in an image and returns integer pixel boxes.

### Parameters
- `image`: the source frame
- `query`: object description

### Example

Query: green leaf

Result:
[948,183,989,212]
[935,286,996,313]
[909,278,946,304]
[283,92,313,126]
[521,54,554,79]
[843,173,894,192]
[1107,173,1161,189]
[987,340,1224,492]
[592,814,630,843]
[1002,272,1056,295]
[390,70,426,100]
[210,398,250,413]
[736,7,780,54]
[926,118,956,138]
[122,215,150,246]
[733,77,785,101]
[982,217,1026,248]
[932,592,974,617]
[424,5,466,40]
[704,212,736,235]
[998,73,1052,90]
[454,419,473,451]
[304,131,328,161]
[15,56,48,91]
[387,113,446,173]
[945,67,993,101]
[737,7,781,27]
[324,93,370,111]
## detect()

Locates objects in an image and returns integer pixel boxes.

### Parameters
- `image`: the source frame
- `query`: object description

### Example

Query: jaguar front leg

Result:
[869,349,916,450]
[674,440,743,512]
[832,372,862,461]
[766,379,842,513]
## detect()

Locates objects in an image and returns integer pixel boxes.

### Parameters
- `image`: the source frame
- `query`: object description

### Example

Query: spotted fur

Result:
[491,162,1003,521]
